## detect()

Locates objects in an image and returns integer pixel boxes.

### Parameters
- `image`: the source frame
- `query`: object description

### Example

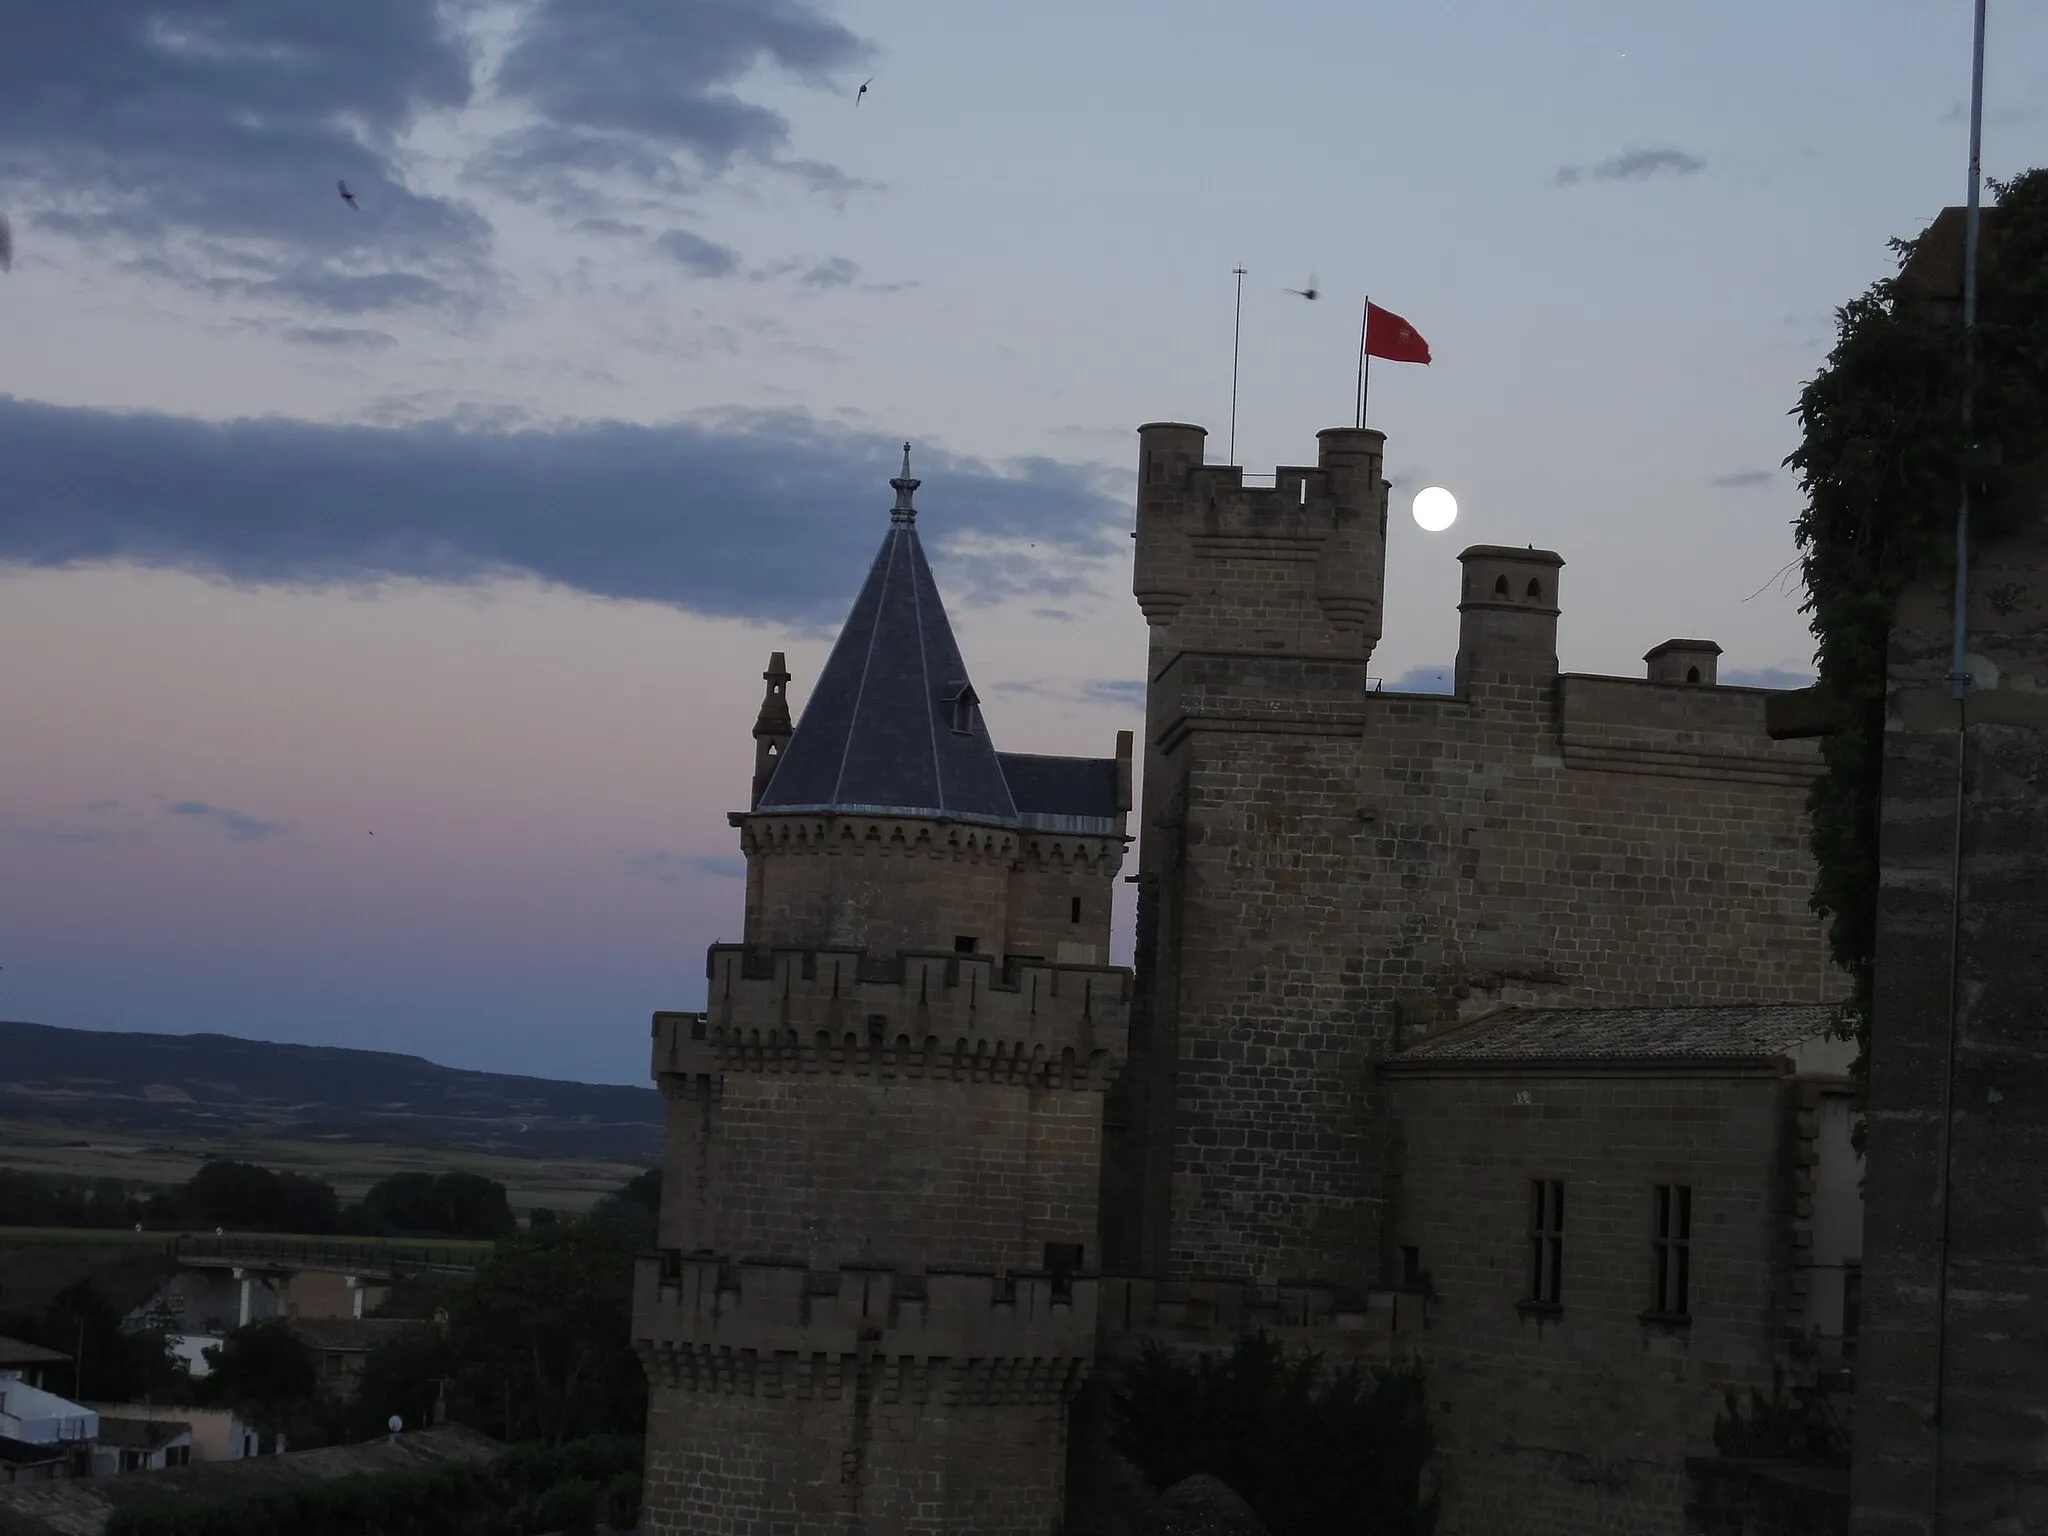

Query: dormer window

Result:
[947,683,980,736]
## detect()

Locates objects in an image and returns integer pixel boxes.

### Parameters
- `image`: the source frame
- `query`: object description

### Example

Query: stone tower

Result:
[1109,422,1393,1285]
[635,448,1134,1534]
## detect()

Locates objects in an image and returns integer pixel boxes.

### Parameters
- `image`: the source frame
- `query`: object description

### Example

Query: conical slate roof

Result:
[755,450,1020,825]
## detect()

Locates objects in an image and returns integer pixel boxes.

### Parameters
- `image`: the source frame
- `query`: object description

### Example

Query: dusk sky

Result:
[3,1,2044,1085]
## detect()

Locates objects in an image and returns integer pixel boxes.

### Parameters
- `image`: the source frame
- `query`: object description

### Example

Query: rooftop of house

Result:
[1389,1003,1842,1068]
[287,1317,415,1354]
[754,449,1116,832]
[0,1341,69,1373]
[0,1424,501,1536]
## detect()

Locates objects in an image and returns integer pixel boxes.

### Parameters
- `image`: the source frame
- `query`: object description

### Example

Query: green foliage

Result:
[1112,1332,1437,1536]
[357,1172,514,1240]
[604,1469,643,1531]
[200,1319,321,1422]
[1713,1366,1849,1462]
[1789,168,2048,1126]
[534,1479,604,1536]
[0,1277,183,1402]
[3,1159,517,1242]
[442,1219,647,1445]
[0,1168,158,1228]
[100,1435,643,1536]
[104,1461,499,1536]
[345,1322,453,1441]
[172,1161,343,1234]
[586,1168,660,1236]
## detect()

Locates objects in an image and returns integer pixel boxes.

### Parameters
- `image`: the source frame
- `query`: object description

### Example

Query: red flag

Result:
[1365,303,1431,364]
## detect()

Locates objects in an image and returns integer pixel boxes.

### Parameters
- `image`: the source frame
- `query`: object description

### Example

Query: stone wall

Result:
[637,1264,1087,1535]
[741,812,1123,961]
[1688,1459,1851,1536]
[1384,1063,1806,1536]
[1111,429,1837,1287]
[658,1072,1107,1272]
[1849,511,2048,1535]
[644,1386,1070,1536]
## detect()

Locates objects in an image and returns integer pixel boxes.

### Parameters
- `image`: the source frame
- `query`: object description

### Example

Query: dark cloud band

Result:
[0,0,866,311]
[0,397,1123,626]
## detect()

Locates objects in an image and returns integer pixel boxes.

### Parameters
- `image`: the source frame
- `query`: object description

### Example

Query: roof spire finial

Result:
[889,440,920,525]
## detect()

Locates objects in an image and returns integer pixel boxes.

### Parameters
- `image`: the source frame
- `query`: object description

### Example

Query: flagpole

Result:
[1228,266,1248,464]
[1355,296,1371,428]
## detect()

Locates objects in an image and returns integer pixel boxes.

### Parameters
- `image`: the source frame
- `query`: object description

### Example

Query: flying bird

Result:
[0,212,12,273]
[856,77,871,105]
[337,180,359,209]
[1285,273,1320,301]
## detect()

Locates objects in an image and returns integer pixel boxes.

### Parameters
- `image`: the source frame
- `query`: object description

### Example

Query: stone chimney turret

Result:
[750,651,792,808]
[1645,639,1721,686]
[1455,545,1565,694]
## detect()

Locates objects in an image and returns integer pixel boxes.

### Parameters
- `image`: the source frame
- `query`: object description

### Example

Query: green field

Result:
[0,1114,642,1213]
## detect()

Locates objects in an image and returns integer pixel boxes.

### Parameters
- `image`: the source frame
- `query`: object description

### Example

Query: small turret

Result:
[1645,639,1721,686]
[1455,545,1564,693]
[750,651,792,808]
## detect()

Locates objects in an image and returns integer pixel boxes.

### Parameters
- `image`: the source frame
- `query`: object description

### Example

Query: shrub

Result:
[1713,1366,1849,1461]
[1113,1332,1436,1536]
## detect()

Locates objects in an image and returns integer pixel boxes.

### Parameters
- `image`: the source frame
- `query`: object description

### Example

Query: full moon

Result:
[1412,486,1458,533]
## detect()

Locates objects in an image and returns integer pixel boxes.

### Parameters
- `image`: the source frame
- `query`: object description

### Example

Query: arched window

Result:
[1493,575,1509,597]
[1686,666,1701,684]
[1526,578,1542,600]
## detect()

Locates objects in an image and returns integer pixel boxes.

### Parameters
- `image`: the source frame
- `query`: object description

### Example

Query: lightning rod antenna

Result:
[1228,266,1247,465]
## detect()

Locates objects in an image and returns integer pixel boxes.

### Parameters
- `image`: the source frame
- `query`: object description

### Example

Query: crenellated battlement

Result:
[738,812,1123,872]
[1133,423,1389,657]
[652,946,1131,1090]
[633,1253,1095,1403]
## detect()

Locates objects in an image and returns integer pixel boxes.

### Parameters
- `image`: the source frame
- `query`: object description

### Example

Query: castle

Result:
[636,428,1860,1535]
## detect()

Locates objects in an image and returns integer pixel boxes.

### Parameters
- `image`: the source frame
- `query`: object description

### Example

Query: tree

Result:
[0,1280,181,1403]
[163,1160,341,1233]
[348,1323,454,1441]
[201,1320,320,1424]
[1113,1333,1437,1536]
[1713,1366,1849,1462]
[587,1167,661,1236]
[443,1220,646,1446]
[357,1171,514,1239]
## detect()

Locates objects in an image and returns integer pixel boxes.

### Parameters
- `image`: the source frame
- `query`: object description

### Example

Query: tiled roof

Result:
[0,1424,500,1536]
[287,1317,414,1354]
[756,493,1018,825]
[996,753,1122,831]
[1391,1004,1838,1064]
[0,1338,69,1369]
[756,459,1122,832]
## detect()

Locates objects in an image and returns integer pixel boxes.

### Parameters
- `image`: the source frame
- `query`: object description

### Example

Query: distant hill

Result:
[0,1020,663,1166]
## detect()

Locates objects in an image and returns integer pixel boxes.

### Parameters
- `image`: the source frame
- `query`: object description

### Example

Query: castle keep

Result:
[640,429,1860,1536]
[635,451,1133,1533]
